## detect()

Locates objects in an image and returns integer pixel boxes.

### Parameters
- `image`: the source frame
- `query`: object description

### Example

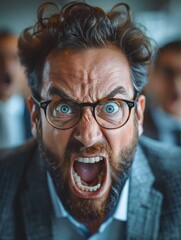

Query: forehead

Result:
[41,46,134,100]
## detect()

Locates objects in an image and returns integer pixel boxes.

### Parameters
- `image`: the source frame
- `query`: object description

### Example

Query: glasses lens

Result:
[95,100,129,129]
[47,100,80,129]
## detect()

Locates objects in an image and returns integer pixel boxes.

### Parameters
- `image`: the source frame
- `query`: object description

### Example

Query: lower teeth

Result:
[73,170,104,192]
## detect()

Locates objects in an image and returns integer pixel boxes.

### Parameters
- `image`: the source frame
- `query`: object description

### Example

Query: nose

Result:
[73,108,103,147]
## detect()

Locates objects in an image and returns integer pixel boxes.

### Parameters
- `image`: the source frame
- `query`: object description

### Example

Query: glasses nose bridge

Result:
[79,101,96,108]
[79,101,97,116]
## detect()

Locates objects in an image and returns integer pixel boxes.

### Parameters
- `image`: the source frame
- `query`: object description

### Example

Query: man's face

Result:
[0,36,26,101]
[148,49,181,118]
[32,47,145,226]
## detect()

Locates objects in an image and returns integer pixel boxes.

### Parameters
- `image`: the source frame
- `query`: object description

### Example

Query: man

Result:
[0,30,31,148]
[143,40,181,146]
[0,2,181,239]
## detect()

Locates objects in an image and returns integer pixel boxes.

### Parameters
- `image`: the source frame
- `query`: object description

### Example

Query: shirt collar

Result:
[47,172,129,222]
[113,179,129,221]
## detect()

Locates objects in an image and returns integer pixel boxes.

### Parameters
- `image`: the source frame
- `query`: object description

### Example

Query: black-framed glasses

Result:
[32,92,139,130]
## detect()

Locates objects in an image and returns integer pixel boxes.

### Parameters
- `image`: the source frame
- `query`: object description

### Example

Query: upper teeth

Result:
[76,156,103,163]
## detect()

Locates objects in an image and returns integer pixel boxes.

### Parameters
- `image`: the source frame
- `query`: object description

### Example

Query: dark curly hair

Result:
[18,1,152,98]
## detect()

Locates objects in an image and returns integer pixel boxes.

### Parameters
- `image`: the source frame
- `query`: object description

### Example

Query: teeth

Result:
[77,183,101,192]
[72,169,104,192]
[76,156,103,163]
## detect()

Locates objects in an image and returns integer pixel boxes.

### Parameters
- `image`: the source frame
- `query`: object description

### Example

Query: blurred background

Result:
[1,0,181,46]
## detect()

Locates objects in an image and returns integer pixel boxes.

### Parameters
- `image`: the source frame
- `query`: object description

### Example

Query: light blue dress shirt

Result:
[47,173,129,240]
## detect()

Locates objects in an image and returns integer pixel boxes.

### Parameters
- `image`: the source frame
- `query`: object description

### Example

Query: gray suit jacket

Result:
[0,136,181,240]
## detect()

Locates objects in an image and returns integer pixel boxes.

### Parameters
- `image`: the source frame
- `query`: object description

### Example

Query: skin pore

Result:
[30,46,145,233]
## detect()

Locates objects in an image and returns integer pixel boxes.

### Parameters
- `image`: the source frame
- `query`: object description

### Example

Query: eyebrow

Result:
[48,86,73,100]
[105,86,128,98]
[47,86,128,101]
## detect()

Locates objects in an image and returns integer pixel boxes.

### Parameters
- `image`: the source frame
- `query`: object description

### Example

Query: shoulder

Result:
[139,135,181,171]
[0,139,38,182]
[0,138,37,160]
[139,136,181,214]
[139,136,181,198]
[0,139,39,234]
[0,138,38,203]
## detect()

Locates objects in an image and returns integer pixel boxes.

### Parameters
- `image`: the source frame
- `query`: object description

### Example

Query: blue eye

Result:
[56,103,72,114]
[103,102,119,114]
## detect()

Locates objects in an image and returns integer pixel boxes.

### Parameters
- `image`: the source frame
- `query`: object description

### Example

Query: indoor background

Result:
[0,0,181,47]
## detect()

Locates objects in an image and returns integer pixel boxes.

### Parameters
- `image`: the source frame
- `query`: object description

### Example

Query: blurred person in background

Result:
[143,40,181,146]
[0,29,32,149]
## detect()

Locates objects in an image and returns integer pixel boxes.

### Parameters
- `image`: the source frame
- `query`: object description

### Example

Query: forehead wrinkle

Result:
[67,63,97,101]
[46,50,79,81]
[44,61,81,94]
[88,63,132,99]
[44,47,133,102]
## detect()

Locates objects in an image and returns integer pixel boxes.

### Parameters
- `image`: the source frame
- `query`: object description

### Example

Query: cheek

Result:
[103,117,136,157]
[41,117,73,158]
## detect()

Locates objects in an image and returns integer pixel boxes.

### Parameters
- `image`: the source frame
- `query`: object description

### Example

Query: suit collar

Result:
[127,143,163,239]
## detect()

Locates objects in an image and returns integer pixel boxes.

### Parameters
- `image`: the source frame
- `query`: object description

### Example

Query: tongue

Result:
[74,161,103,183]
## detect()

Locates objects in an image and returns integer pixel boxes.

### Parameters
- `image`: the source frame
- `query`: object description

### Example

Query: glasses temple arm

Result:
[31,96,41,107]
[134,90,140,102]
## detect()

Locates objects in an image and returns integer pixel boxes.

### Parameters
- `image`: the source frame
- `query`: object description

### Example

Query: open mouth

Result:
[70,155,110,198]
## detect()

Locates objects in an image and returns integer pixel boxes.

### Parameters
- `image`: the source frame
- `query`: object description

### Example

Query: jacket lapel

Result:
[127,145,163,240]
[19,147,54,240]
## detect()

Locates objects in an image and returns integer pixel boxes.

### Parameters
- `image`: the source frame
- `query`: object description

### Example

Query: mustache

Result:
[39,137,113,176]
[65,138,112,159]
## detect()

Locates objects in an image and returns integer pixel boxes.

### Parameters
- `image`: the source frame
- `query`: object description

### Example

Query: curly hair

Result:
[18,1,152,98]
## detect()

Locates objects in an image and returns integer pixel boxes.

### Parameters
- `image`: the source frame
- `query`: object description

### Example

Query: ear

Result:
[136,95,146,136]
[28,97,39,139]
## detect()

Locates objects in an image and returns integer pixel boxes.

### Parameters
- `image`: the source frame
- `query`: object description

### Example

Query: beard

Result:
[38,116,139,225]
